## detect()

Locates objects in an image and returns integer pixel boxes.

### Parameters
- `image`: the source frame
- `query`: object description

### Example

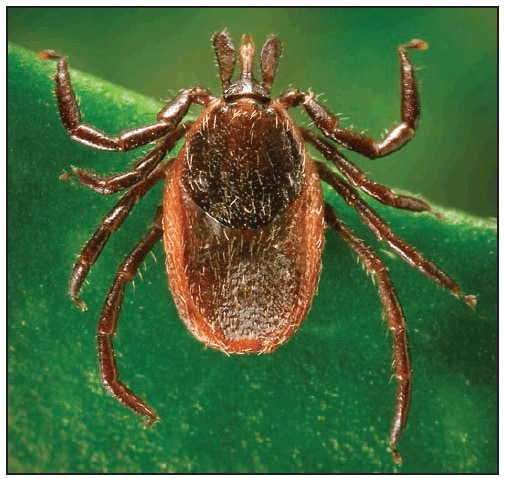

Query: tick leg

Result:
[69,160,169,310]
[97,205,163,426]
[40,51,212,151]
[317,162,476,307]
[279,40,427,158]
[302,128,435,215]
[324,203,410,464]
[65,122,193,194]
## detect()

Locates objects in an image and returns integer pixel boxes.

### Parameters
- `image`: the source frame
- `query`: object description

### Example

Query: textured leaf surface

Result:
[8,43,497,473]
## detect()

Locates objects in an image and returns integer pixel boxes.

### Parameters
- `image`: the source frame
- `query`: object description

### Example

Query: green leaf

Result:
[8,42,497,473]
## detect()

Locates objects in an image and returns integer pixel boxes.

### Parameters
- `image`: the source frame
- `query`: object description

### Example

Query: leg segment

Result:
[40,50,212,151]
[324,203,410,464]
[317,162,476,307]
[97,206,164,426]
[278,40,427,158]
[69,160,169,310]
[302,128,435,214]
[64,122,193,194]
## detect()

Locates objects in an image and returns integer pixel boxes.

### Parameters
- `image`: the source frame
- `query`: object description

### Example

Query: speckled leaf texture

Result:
[8,43,497,473]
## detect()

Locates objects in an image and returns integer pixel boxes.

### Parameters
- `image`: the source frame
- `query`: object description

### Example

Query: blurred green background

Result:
[8,7,496,217]
[8,7,496,474]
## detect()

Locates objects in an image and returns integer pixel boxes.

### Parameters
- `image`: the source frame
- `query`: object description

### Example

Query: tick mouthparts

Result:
[239,33,255,79]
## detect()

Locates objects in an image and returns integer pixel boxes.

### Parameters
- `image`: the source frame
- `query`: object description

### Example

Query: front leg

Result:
[278,39,427,158]
[40,50,213,151]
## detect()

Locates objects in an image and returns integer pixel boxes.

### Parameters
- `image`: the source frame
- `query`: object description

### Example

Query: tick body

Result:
[41,31,475,464]
[164,95,324,354]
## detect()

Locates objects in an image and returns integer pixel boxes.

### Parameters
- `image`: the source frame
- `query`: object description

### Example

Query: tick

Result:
[40,30,475,464]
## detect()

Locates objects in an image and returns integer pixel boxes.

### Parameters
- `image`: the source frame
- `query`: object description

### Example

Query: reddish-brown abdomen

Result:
[162,99,325,354]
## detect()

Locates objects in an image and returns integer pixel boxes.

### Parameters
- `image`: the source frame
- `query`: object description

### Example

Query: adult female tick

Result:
[40,30,475,464]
